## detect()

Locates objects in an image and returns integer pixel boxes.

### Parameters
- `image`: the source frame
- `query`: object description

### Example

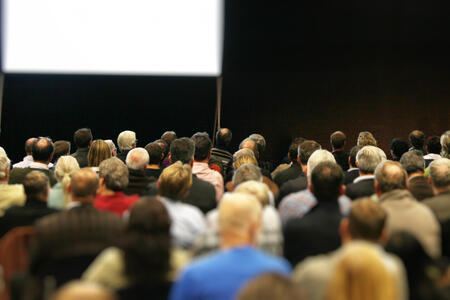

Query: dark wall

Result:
[1,1,449,163]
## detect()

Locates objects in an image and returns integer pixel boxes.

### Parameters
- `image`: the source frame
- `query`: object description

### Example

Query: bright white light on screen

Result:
[2,0,223,76]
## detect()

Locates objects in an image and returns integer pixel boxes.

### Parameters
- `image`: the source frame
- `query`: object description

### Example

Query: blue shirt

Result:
[170,246,291,300]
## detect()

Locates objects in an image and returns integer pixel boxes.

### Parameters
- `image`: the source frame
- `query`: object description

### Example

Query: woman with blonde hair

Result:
[48,155,80,209]
[326,243,397,300]
[88,140,112,172]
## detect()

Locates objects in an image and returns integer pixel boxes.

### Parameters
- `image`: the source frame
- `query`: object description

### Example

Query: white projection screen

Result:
[2,0,223,76]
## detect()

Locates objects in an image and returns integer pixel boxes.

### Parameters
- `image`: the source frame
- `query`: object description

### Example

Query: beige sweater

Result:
[0,184,26,217]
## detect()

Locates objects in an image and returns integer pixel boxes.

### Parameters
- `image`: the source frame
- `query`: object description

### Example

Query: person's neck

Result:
[358,171,373,177]
[0,178,8,184]
[220,233,254,249]
[333,148,344,152]
[408,172,424,179]
[33,160,49,165]
[433,186,450,196]
[97,186,116,196]
[146,164,160,169]
[71,196,94,204]
[194,159,209,164]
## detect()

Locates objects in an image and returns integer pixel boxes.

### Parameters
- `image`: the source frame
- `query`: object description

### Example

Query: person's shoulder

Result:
[250,247,292,272]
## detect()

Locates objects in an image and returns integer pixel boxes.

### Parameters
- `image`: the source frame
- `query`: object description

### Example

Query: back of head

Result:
[235,180,270,206]
[191,132,212,161]
[218,192,262,239]
[117,130,136,151]
[233,148,256,162]
[234,154,258,170]
[88,140,112,167]
[400,150,425,175]
[239,138,259,157]
[158,161,192,199]
[154,139,169,156]
[25,137,37,155]
[52,281,116,300]
[161,131,177,147]
[233,163,262,187]
[349,145,363,168]
[390,138,409,159]
[70,168,99,199]
[32,137,54,163]
[104,140,117,156]
[426,136,442,155]
[429,158,450,189]
[298,140,321,165]
[348,198,387,241]
[374,161,407,194]
[126,147,149,170]
[357,131,377,147]
[53,140,71,163]
[55,156,80,182]
[73,128,92,148]
[249,134,266,154]
[145,142,163,165]
[0,155,11,180]
[23,171,49,201]
[307,149,335,178]
[237,273,302,300]
[356,146,384,174]
[288,138,306,163]
[99,157,129,191]
[409,130,426,150]
[123,197,171,285]
[170,137,195,164]
[216,128,232,148]
[330,131,346,150]
[326,243,396,300]
[441,130,450,158]
[310,161,344,202]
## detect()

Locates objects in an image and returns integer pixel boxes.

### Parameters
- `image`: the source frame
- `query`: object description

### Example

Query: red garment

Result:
[94,191,139,216]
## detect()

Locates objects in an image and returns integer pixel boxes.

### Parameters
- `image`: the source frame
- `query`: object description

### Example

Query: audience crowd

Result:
[0,128,450,300]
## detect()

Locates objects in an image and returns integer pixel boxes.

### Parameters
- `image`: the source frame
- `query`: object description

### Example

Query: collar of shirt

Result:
[67,201,82,210]
[24,155,33,162]
[29,162,49,170]
[353,175,375,184]
[192,162,210,171]
[347,167,358,172]
[424,153,441,160]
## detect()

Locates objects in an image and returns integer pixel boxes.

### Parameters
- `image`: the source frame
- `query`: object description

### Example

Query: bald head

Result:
[70,168,99,201]
[25,137,37,155]
[52,281,116,300]
[429,158,450,192]
[126,147,149,170]
[216,128,232,148]
[375,161,407,195]
[219,192,262,247]
[32,137,54,163]
[239,138,259,158]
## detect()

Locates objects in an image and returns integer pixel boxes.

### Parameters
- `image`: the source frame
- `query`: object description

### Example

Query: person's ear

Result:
[378,228,390,246]
[374,180,382,196]
[355,161,359,168]
[339,218,351,244]
[169,153,173,164]
[339,184,346,196]
[308,182,313,193]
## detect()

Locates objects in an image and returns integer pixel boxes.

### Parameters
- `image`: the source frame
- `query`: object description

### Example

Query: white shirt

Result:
[353,175,375,184]
[13,156,53,169]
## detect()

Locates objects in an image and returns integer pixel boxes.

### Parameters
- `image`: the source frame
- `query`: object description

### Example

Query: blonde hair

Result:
[326,243,397,300]
[117,130,136,150]
[54,156,80,207]
[234,154,258,170]
[88,140,112,167]
[235,180,270,206]
[158,161,192,200]
[357,131,377,147]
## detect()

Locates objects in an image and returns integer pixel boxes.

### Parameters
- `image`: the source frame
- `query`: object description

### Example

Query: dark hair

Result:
[311,161,344,202]
[288,140,303,163]
[426,136,442,154]
[170,138,195,164]
[145,143,163,165]
[409,130,426,150]
[23,171,49,200]
[32,137,54,162]
[400,150,425,174]
[330,131,346,149]
[390,138,410,159]
[298,140,321,165]
[121,197,171,286]
[349,145,363,168]
[52,140,71,163]
[73,128,92,148]
[154,139,169,156]
[161,131,177,146]
[215,128,232,148]
[348,199,387,241]
[191,132,212,161]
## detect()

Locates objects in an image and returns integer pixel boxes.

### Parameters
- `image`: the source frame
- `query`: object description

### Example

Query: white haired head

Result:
[117,130,136,151]
[126,147,149,170]
[307,149,336,178]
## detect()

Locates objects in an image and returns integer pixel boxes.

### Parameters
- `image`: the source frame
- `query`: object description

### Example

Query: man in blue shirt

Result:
[170,192,291,300]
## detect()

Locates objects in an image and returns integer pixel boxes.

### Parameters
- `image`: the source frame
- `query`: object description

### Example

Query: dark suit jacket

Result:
[408,176,434,201]
[29,203,124,276]
[9,167,57,187]
[124,169,154,196]
[274,162,303,188]
[0,198,57,238]
[333,150,349,171]
[345,178,375,200]
[283,201,343,266]
[71,147,89,168]
[145,175,216,214]
[344,168,359,185]
[276,174,308,207]
[117,149,131,163]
